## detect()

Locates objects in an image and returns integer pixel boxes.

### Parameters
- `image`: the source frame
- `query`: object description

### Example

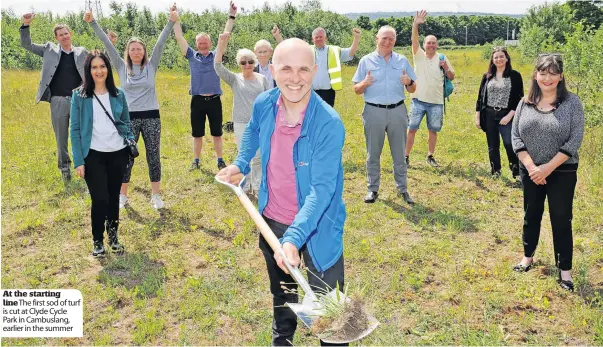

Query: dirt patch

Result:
[311,297,372,343]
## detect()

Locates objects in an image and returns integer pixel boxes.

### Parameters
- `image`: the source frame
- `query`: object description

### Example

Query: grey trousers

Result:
[362,102,408,193]
[50,96,72,172]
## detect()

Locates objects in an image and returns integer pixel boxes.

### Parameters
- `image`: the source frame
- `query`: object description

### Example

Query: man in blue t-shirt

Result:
[172,3,237,170]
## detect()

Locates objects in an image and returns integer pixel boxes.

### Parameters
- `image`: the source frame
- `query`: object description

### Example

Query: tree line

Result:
[2,0,522,71]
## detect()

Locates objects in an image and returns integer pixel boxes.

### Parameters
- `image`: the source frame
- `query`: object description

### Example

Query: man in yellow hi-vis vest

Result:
[273,25,361,107]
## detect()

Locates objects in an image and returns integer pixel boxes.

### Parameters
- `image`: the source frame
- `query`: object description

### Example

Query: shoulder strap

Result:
[93,93,124,138]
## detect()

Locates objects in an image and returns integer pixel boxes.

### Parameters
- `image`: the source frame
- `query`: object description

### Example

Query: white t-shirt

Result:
[410,47,454,105]
[90,92,127,152]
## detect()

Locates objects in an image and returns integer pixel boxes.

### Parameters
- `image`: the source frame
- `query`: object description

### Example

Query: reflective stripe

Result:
[330,77,342,84]
[328,46,343,91]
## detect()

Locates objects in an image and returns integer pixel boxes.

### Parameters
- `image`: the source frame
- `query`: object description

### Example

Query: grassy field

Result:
[2,48,602,345]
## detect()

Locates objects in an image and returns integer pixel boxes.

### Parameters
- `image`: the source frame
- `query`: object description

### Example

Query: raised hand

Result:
[22,12,34,25]
[414,10,427,25]
[219,32,231,42]
[400,70,411,86]
[229,1,237,16]
[169,6,179,22]
[83,9,94,23]
[272,24,280,36]
[365,70,374,86]
[108,30,118,44]
[352,28,361,39]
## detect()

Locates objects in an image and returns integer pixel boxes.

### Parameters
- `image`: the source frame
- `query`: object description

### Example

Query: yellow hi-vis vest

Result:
[312,45,343,91]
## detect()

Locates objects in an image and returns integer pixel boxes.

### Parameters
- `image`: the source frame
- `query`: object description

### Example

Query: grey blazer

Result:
[20,25,87,104]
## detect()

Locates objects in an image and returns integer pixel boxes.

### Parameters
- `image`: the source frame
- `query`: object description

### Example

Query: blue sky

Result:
[2,0,556,16]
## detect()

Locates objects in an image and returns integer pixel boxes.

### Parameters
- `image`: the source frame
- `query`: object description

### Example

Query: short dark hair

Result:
[524,54,569,107]
[486,46,512,80]
[80,50,118,98]
[53,24,70,36]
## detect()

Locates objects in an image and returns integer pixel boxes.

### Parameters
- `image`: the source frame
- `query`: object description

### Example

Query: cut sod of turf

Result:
[310,296,372,342]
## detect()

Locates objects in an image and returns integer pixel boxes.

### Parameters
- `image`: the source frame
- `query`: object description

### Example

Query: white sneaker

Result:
[119,194,128,209]
[150,194,164,209]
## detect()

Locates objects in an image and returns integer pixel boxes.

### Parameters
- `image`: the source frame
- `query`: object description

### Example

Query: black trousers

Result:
[260,216,346,346]
[315,89,336,108]
[520,166,577,270]
[84,148,129,242]
[484,107,519,176]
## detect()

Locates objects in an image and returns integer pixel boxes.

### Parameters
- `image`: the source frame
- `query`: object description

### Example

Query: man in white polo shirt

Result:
[406,10,455,168]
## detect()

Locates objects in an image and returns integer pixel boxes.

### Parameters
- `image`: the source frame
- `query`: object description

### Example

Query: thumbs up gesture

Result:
[400,70,411,86]
[365,70,374,86]
[83,9,94,23]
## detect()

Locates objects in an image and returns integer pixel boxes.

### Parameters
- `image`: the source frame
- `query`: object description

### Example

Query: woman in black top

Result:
[475,47,524,178]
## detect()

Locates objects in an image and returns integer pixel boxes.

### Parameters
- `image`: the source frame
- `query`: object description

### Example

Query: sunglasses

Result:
[492,46,507,52]
[239,60,255,66]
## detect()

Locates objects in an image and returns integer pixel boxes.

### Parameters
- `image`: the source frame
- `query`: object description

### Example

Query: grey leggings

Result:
[123,117,161,183]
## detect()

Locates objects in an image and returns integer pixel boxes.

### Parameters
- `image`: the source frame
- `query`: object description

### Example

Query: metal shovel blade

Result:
[288,289,380,344]
[216,173,379,343]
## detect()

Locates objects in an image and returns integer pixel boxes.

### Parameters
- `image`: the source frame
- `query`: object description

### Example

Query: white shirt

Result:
[90,92,127,152]
[312,45,353,90]
[411,47,455,105]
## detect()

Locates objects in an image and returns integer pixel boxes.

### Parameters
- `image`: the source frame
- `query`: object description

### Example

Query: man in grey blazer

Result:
[20,13,87,182]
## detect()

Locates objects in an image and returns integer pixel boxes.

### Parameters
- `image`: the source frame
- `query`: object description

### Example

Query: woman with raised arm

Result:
[84,7,176,210]
[511,54,585,292]
[71,50,133,257]
[214,30,270,195]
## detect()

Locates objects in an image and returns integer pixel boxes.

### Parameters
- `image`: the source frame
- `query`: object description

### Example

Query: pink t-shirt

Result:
[263,96,307,225]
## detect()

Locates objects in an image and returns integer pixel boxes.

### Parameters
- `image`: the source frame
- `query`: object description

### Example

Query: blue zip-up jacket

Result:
[70,87,134,168]
[233,88,346,272]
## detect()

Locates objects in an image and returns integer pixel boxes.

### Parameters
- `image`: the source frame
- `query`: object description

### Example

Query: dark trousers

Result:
[484,107,519,176]
[520,166,577,270]
[84,148,129,242]
[315,89,336,108]
[260,216,346,346]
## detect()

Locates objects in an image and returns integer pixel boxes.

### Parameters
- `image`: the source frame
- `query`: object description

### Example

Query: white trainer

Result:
[119,194,128,209]
[150,194,164,209]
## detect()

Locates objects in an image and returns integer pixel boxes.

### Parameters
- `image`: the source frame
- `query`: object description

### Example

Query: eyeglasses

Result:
[239,60,255,66]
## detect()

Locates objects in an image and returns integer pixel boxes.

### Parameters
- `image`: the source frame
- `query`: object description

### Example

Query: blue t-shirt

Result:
[186,47,222,95]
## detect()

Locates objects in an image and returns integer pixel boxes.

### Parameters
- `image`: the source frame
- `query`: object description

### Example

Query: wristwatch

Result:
[229,15,236,19]
[408,79,415,86]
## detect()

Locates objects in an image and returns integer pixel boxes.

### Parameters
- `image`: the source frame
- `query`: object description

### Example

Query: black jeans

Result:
[315,89,336,108]
[484,107,519,176]
[84,148,129,242]
[520,165,577,270]
[260,216,346,346]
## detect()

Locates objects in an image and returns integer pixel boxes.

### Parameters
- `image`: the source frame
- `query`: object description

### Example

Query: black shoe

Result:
[217,159,227,170]
[401,192,415,205]
[92,241,105,257]
[426,155,439,168]
[405,155,410,167]
[364,191,378,203]
[513,262,532,272]
[106,220,124,254]
[510,163,519,178]
[190,161,200,170]
[558,272,574,292]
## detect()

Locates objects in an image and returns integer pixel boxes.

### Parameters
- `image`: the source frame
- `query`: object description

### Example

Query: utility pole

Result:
[507,20,510,40]
[465,25,468,45]
[85,0,103,18]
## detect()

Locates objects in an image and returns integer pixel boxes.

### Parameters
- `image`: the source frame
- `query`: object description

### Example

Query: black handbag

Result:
[93,93,139,158]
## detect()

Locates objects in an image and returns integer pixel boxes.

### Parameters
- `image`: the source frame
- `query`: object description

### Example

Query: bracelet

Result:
[229,15,236,19]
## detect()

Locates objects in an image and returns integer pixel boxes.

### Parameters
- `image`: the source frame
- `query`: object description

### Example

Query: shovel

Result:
[216,172,379,344]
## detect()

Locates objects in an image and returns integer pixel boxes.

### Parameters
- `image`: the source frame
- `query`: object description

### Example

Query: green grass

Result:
[2,48,602,345]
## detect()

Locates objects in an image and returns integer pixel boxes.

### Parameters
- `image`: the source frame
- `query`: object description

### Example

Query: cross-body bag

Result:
[93,93,139,158]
